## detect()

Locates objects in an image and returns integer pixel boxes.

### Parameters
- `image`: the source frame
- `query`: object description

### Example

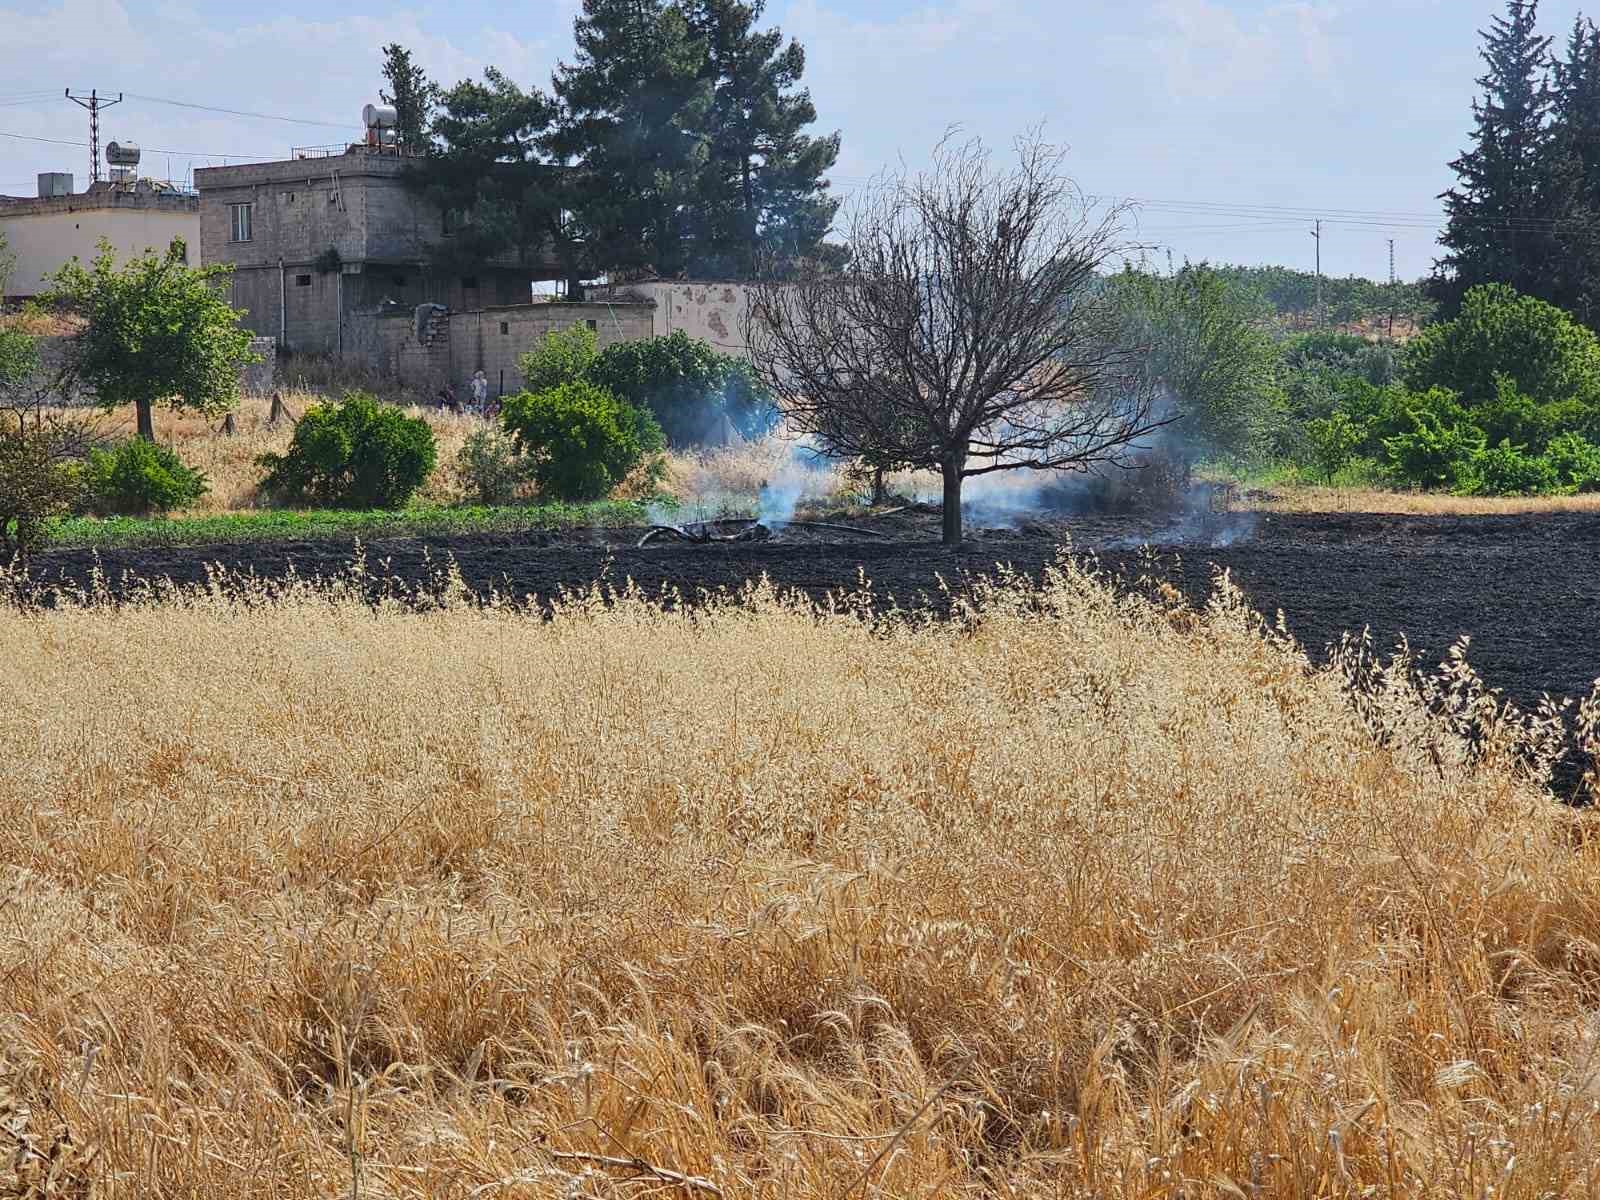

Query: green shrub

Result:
[0,425,82,558]
[257,391,436,509]
[500,380,664,501]
[82,438,207,515]
[517,324,598,395]
[1381,393,1485,489]
[589,331,777,445]
[455,427,529,505]
[1403,283,1600,411]
[1305,409,1365,481]
[1455,440,1559,496]
[1544,432,1600,492]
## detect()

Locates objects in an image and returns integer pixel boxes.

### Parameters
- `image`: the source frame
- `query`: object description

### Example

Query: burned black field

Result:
[22,507,1600,727]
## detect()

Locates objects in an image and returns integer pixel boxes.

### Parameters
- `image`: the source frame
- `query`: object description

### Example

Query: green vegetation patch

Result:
[40,500,648,551]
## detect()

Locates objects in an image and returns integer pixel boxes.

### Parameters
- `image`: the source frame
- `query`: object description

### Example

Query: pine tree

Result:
[680,0,840,276]
[411,69,570,278]
[549,0,713,278]
[1544,16,1600,324]
[380,44,433,153]
[1432,1,1554,316]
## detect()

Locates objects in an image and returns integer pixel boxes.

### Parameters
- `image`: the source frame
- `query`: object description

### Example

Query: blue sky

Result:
[2,0,1592,281]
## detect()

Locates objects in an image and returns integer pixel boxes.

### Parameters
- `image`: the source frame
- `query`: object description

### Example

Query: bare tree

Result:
[748,132,1165,545]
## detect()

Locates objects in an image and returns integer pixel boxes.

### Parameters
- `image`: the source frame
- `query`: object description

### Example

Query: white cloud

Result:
[0,0,560,192]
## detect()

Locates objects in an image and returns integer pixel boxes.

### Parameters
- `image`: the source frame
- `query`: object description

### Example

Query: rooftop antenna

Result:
[65,88,123,184]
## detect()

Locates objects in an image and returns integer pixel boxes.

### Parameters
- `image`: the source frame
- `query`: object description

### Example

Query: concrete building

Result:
[0,173,199,299]
[195,147,567,355]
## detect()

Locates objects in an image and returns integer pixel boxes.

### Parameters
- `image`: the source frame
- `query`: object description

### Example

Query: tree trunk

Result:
[135,400,155,441]
[871,464,887,506]
[941,460,963,546]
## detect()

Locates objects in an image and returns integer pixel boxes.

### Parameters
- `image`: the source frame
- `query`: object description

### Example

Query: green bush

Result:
[1544,432,1600,492]
[1403,283,1600,411]
[0,425,82,558]
[455,427,529,505]
[1305,409,1365,481]
[1381,394,1486,489]
[588,330,777,445]
[500,380,663,501]
[1455,440,1559,496]
[517,323,598,395]
[257,391,436,509]
[82,438,208,515]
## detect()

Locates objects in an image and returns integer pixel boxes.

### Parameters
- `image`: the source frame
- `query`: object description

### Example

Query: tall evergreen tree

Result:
[1432,1,1554,316]
[410,70,573,280]
[380,44,433,153]
[1544,16,1600,324]
[680,0,840,276]
[549,0,713,278]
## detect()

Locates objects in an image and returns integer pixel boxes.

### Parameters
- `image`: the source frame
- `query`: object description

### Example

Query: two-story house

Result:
[195,148,567,355]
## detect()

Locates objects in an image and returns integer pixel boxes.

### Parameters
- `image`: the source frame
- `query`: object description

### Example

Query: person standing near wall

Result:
[470,369,489,415]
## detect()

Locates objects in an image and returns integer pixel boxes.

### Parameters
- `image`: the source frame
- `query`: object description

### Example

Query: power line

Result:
[122,92,351,129]
[0,129,273,160]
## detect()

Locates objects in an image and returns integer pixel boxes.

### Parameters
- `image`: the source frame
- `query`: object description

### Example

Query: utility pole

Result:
[65,88,123,185]
[1310,219,1323,328]
[1387,238,1397,341]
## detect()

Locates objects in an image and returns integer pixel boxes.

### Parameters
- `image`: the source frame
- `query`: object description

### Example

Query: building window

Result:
[499,321,510,336]
[229,203,253,243]
[586,320,598,332]
[295,274,312,287]
[461,275,478,290]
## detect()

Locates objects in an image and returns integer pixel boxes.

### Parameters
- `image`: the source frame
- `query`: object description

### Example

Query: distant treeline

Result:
[1208,265,1435,332]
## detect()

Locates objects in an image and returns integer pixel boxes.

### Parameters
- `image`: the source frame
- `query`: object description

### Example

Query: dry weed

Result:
[57,394,484,511]
[1247,484,1600,516]
[0,558,1597,1196]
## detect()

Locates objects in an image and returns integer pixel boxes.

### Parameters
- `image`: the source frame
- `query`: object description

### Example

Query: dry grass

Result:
[1242,484,1600,516]
[78,394,486,511]
[1,558,1598,1196]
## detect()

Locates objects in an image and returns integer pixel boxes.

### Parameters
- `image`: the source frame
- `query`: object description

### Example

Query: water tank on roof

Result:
[37,172,73,198]
[362,103,398,129]
[108,166,136,185]
[106,141,141,166]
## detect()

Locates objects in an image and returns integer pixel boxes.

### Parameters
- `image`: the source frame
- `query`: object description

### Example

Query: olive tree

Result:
[748,132,1163,545]
[45,238,256,440]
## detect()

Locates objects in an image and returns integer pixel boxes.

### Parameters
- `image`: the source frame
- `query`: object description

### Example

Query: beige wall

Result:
[351,301,656,394]
[594,281,754,358]
[0,205,200,297]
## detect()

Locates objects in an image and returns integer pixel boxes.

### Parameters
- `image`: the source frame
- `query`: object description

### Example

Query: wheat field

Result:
[0,556,1597,1197]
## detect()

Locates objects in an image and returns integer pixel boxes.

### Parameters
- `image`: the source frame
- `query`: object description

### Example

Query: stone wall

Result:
[347,300,656,396]
[241,337,276,395]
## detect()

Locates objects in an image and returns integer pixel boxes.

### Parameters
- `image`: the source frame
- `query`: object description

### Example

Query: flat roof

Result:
[194,150,419,189]
[0,190,198,218]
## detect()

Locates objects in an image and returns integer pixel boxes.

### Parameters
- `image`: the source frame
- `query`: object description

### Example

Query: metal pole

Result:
[1310,219,1322,328]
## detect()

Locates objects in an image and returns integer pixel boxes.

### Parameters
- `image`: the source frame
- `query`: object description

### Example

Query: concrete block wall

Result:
[241,337,276,394]
[346,301,655,396]
[453,302,655,395]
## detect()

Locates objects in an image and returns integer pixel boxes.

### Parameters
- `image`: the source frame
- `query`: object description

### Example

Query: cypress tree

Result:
[379,44,433,153]
[1432,1,1554,316]
[1544,16,1600,324]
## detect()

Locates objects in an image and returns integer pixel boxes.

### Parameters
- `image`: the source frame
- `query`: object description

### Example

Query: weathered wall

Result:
[593,281,754,358]
[241,337,276,395]
[0,196,200,297]
[348,301,655,395]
